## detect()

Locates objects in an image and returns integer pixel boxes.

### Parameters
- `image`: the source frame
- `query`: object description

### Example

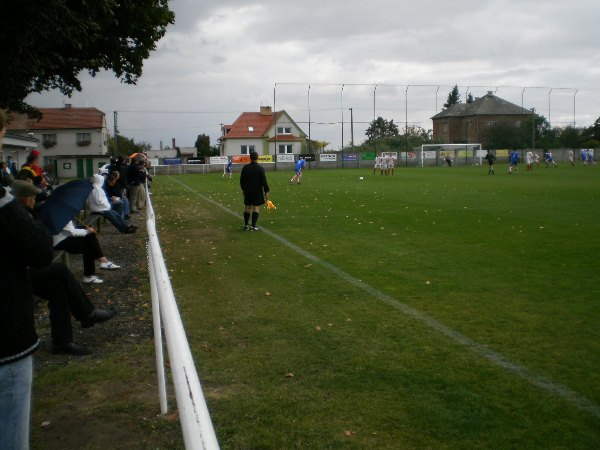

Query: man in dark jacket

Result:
[239,151,270,231]
[0,109,55,449]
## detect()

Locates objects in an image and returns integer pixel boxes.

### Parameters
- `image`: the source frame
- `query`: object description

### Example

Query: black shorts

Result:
[244,191,265,206]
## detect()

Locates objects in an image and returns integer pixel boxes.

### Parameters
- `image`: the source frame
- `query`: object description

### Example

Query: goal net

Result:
[419,144,483,167]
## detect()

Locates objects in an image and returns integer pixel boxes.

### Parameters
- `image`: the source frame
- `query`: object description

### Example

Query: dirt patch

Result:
[31,216,184,449]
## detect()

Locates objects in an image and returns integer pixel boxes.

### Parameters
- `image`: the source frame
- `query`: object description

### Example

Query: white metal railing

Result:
[145,187,220,450]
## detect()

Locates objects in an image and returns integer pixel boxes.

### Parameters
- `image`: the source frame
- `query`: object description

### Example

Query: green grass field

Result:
[152,165,600,449]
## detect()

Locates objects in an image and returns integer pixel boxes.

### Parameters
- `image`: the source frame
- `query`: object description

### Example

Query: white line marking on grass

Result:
[172,177,600,419]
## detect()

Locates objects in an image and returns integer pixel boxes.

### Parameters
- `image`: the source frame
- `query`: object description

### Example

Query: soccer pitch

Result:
[152,166,599,449]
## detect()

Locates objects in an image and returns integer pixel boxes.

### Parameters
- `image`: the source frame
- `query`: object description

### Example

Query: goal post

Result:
[420,143,483,167]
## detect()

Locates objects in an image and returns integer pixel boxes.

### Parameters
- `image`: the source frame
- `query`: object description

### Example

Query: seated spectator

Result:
[10,180,116,356]
[103,171,130,220]
[17,167,50,205]
[88,174,137,234]
[53,220,121,284]
[29,262,116,355]
[0,161,14,186]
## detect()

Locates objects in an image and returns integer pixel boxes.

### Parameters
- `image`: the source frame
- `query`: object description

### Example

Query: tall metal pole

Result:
[435,86,440,112]
[373,85,377,120]
[308,84,311,153]
[349,107,354,148]
[548,88,553,126]
[405,85,409,167]
[341,85,344,152]
[113,111,118,155]
[573,88,578,127]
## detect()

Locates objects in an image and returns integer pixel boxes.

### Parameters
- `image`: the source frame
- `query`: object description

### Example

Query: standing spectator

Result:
[88,174,137,234]
[127,158,146,212]
[484,150,496,175]
[21,149,48,188]
[240,151,270,231]
[509,149,520,174]
[0,161,14,186]
[0,109,54,450]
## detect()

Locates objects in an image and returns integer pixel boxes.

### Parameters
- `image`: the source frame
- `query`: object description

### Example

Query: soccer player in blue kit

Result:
[509,149,520,174]
[222,159,233,178]
[290,157,306,184]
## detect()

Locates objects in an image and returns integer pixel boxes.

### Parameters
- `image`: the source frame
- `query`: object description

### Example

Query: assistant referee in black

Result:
[240,151,270,231]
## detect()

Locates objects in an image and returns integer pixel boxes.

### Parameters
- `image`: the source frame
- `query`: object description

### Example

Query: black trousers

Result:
[54,234,104,276]
[30,263,95,346]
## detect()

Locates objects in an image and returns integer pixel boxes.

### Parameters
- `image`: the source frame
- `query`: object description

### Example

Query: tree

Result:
[195,134,211,157]
[107,135,148,157]
[365,117,400,143]
[444,85,461,108]
[1,0,174,116]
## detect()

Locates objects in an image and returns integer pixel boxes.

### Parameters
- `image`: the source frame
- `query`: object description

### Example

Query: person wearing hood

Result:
[0,110,54,449]
[87,174,137,234]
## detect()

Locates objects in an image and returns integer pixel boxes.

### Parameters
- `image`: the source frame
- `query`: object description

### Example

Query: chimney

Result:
[172,138,176,149]
[487,91,494,96]
[260,106,272,115]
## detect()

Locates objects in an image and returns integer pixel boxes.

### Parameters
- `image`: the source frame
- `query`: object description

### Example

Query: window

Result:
[248,126,254,132]
[241,145,255,154]
[486,121,496,126]
[277,126,292,134]
[443,124,448,132]
[278,144,293,154]
[42,133,57,148]
[76,132,91,146]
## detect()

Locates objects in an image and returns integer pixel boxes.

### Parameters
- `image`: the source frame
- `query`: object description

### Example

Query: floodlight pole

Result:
[373,84,377,121]
[573,88,578,127]
[349,107,354,149]
[548,88,553,126]
[308,84,311,153]
[405,85,409,167]
[435,86,440,112]
[341,84,344,152]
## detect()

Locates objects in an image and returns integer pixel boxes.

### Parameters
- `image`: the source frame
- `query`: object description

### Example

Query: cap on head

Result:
[10,180,41,197]
[30,150,41,158]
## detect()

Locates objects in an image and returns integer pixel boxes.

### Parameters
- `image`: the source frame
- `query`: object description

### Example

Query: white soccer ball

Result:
[359,176,364,180]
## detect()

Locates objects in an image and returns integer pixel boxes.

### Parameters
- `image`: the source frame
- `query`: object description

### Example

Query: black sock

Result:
[252,212,259,227]
[244,212,250,225]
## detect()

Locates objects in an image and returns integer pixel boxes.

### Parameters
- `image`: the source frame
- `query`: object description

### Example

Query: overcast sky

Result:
[27,0,600,150]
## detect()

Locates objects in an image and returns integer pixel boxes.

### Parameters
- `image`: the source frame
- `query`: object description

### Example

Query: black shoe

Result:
[81,309,117,329]
[52,342,91,356]
[123,225,138,234]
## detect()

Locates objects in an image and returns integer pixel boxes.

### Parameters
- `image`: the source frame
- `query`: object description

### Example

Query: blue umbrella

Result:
[38,178,94,234]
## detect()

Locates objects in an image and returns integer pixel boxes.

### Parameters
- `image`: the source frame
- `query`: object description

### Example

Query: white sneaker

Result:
[82,275,104,284]
[100,261,120,270]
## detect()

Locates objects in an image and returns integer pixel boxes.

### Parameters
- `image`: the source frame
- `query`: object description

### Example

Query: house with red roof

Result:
[220,106,307,157]
[6,105,110,178]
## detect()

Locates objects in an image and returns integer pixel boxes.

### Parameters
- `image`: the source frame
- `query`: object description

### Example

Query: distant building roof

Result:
[6,106,105,131]
[431,91,533,119]
[224,107,283,139]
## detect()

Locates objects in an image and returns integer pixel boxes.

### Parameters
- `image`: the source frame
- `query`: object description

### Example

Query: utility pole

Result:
[113,111,119,155]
